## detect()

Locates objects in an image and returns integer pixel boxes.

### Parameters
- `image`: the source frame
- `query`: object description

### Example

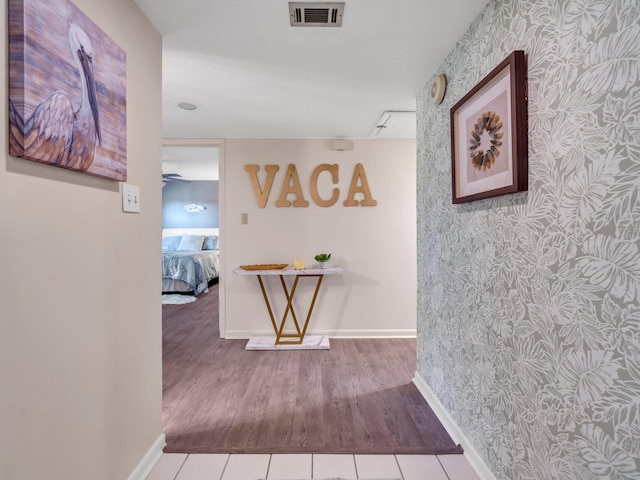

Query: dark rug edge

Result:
[163,445,464,455]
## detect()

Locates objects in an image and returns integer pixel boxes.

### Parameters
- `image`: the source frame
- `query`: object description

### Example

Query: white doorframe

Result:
[162,138,227,337]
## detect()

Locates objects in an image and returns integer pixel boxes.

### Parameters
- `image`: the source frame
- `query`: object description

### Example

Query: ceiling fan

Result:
[162,173,191,186]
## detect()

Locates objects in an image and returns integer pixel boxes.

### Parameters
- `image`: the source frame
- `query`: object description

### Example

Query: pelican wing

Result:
[8,99,25,157]
[23,92,74,165]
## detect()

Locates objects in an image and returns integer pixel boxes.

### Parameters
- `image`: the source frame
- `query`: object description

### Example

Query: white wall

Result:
[222,139,416,338]
[0,1,163,479]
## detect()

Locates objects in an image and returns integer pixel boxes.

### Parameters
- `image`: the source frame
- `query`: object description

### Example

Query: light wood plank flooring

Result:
[162,284,461,454]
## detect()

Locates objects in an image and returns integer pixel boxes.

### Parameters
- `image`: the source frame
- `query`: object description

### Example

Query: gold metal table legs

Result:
[256,273,324,345]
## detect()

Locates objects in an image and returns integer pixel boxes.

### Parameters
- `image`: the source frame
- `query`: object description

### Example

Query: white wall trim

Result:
[127,433,166,480]
[224,329,417,339]
[413,372,496,480]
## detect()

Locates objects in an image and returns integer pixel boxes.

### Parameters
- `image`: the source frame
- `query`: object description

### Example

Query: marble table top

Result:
[233,266,344,276]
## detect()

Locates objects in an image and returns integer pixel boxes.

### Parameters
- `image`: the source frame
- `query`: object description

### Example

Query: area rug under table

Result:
[245,335,330,350]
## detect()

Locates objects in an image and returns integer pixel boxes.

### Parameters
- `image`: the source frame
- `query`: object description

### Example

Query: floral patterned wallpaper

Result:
[416,0,640,479]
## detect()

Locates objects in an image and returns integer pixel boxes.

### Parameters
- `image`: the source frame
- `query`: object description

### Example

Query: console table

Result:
[233,266,344,345]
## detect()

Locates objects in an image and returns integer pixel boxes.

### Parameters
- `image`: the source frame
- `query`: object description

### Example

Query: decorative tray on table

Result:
[239,263,288,271]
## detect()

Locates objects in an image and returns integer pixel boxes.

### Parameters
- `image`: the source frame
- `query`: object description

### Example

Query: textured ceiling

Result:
[135,0,488,139]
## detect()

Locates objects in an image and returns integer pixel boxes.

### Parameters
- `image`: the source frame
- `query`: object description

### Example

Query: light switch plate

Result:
[122,184,140,213]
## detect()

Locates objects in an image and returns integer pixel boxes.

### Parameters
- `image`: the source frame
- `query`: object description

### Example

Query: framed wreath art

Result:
[450,50,528,203]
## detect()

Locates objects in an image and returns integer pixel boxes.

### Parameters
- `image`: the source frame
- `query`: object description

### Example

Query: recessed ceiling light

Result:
[177,102,198,111]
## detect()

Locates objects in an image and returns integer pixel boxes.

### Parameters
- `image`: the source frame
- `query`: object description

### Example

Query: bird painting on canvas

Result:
[8,0,127,181]
[9,23,102,171]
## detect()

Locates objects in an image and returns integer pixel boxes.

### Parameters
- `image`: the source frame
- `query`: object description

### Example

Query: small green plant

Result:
[314,253,331,262]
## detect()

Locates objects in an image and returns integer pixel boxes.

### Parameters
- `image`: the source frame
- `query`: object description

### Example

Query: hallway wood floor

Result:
[162,284,462,455]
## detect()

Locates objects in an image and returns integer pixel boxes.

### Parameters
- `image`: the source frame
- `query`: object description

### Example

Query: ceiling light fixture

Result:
[183,204,207,213]
[177,102,198,111]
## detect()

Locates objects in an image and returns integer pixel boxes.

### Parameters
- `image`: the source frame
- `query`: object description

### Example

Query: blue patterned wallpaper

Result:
[416,0,640,478]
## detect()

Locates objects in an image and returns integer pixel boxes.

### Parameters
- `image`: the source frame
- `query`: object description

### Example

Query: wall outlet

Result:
[122,184,141,213]
[241,213,248,224]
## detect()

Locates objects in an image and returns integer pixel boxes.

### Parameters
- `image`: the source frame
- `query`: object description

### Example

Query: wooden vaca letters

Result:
[245,163,377,208]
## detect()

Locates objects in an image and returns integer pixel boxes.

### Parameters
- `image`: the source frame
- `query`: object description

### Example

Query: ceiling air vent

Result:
[289,2,344,27]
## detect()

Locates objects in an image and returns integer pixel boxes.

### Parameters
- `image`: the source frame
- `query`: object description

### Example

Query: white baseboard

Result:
[413,372,496,480]
[127,433,166,480]
[224,329,417,339]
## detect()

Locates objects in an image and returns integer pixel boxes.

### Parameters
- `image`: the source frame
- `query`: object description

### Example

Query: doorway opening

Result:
[161,139,225,336]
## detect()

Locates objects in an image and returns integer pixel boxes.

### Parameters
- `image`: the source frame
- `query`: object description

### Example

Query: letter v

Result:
[245,164,280,208]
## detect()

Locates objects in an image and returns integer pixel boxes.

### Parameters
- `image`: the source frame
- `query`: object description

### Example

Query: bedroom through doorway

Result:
[161,139,224,336]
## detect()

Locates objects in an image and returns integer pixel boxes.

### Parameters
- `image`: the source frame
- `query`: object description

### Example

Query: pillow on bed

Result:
[177,234,205,252]
[162,235,182,251]
[202,235,219,250]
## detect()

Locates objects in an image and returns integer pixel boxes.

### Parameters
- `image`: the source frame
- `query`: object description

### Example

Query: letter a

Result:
[245,164,280,208]
[343,163,377,206]
[275,164,310,207]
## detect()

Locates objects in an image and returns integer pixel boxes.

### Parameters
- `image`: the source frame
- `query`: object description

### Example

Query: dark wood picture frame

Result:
[450,50,527,204]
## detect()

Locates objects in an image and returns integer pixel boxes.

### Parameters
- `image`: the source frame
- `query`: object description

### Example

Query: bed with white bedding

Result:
[162,228,220,295]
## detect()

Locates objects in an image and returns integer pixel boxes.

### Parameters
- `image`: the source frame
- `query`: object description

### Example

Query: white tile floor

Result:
[146,453,481,480]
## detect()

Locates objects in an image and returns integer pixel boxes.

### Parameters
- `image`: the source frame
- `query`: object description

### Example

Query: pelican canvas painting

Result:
[8,0,127,181]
